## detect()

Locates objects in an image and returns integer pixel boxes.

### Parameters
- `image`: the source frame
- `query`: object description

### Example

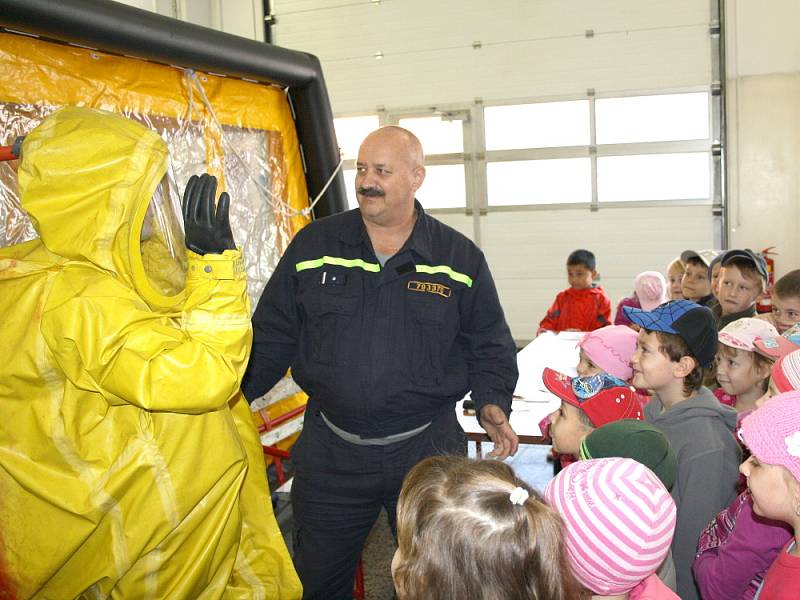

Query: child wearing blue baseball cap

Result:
[624,299,742,600]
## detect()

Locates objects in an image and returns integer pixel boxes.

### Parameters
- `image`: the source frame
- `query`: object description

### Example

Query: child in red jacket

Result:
[538,249,611,334]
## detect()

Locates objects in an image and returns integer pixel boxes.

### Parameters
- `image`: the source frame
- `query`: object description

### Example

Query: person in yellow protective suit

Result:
[0,106,301,600]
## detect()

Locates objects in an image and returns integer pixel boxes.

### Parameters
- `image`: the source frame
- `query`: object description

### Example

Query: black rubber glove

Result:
[181,174,235,255]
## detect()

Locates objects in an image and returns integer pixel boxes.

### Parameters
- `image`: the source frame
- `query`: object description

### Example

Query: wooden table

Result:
[457,331,582,456]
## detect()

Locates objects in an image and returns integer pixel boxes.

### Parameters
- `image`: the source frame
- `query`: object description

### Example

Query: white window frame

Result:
[334,86,718,217]
[482,87,714,212]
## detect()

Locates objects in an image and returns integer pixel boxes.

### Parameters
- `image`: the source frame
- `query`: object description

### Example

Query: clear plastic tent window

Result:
[0,32,311,309]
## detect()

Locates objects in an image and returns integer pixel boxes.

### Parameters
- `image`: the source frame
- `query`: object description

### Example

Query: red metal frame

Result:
[256,404,305,433]
[262,445,290,486]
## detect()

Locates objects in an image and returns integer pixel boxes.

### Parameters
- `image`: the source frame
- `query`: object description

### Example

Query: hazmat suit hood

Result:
[18,106,184,309]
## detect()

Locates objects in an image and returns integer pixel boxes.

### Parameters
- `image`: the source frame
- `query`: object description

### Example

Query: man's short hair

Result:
[651,330,704,396]
[723,257,766,293]
[775,269,800,300]
[567,249,596,271]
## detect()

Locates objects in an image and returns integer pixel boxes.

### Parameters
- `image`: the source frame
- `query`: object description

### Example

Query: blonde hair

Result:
[394,456,581,600]
[667,257,686,277]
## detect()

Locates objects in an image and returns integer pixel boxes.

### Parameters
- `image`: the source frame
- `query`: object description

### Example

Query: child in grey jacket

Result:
[625,300,741,600]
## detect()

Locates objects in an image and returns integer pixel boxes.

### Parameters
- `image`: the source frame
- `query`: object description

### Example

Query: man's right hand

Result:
[182,174,236,255]
[479,404,519,460]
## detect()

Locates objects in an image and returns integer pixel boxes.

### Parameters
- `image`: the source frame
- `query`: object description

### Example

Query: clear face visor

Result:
[140,171,187,296]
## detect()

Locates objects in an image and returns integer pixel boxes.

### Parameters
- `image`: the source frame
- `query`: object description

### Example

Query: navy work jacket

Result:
[242,202,518,438]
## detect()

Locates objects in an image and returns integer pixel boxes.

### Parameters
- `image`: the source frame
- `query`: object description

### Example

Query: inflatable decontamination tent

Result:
[0,0,347,597]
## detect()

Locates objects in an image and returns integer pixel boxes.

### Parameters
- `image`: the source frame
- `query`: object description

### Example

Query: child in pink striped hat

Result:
[545,457,678,599]
[736,392,800,600]
[768,347,800,396]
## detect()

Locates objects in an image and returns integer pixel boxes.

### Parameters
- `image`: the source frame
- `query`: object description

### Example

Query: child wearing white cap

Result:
[545,457,678,599]
[714,318,779,414]
[680,249,718,307]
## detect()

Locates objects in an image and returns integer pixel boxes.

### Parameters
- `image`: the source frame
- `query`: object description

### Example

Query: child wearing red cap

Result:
[544,325,644,475]
[543,368,643,458]
[737,392,800,600]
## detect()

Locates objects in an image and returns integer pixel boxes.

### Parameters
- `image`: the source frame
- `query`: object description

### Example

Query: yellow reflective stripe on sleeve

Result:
[295,255,381,273]
[415,264,473,287]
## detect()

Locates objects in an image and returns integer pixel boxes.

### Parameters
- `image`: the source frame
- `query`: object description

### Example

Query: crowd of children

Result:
[388,248,800,600]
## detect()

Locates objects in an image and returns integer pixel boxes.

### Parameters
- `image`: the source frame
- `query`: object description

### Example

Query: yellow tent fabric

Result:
[0,32,313,471]
[0,32,312,237]
[0,107,301,599]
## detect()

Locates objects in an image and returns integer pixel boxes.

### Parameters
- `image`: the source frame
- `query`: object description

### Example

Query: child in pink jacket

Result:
[692,349,800,599]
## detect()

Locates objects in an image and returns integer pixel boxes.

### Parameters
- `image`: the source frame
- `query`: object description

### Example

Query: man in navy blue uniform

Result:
[242,126,518,599]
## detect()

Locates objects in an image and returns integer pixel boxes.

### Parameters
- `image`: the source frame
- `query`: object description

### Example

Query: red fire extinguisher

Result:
[756,247,778,314]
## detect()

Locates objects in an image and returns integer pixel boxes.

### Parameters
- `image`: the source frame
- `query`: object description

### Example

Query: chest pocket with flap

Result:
[305,293,359,367]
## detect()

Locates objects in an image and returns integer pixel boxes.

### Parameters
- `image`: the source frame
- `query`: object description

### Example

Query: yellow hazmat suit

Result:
[0,107,301,599]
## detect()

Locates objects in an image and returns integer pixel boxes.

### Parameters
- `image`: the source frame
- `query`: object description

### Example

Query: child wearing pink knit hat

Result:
[737,392,800,600]
[615,271,669,328]
[577,325,639,381]
[693,349,800,600]
[545,457,678,599]
[544,325,642,475]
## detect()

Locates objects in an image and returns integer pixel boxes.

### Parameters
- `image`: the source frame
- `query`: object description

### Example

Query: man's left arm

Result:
[460,253,519,458]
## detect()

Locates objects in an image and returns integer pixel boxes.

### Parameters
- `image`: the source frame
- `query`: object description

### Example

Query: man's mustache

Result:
[357,187,385,197]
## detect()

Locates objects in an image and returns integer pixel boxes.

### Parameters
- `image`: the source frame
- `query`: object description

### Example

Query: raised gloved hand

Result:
[181,173,236,255]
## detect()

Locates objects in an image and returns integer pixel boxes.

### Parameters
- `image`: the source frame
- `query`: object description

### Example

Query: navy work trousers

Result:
[290,403,467,599]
